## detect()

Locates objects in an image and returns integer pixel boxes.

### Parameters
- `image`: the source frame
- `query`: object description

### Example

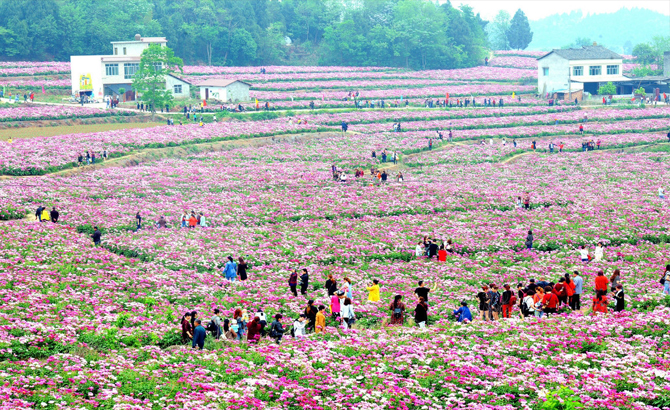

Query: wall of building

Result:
[537,54,570,94]
[111,42,148,57]
[165,76,190,99]
[568,59,623,83]
[70,55,104,97]
[226,82,250,102]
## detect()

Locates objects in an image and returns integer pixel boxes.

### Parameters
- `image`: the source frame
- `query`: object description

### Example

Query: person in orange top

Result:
[533,286,545,304]
[188,212,198,228]
[437,244,447,262]
[594,270,609,293]
[592,290,608,314]
[315,305,326,333]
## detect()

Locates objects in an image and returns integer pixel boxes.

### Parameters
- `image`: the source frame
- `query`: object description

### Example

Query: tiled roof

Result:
[539,46,622,61]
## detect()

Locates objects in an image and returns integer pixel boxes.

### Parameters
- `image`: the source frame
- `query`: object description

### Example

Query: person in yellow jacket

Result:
[315,305,326,333]
[41,207,51,222]
[366,279,380,302]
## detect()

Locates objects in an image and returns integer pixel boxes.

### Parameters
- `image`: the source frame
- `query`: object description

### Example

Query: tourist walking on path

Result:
[50,207,59,223]
[389,295,405,325]
[288,269,298,296]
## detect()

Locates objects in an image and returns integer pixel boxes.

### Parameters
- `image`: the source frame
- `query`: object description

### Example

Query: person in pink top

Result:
[330,291,343,320]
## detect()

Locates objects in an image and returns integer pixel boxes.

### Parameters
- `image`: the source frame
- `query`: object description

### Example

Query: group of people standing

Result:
[34,205,59,222]
[77,150,108,166]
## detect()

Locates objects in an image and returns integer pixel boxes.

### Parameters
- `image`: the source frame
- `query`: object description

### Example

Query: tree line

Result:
[0,0,497,70]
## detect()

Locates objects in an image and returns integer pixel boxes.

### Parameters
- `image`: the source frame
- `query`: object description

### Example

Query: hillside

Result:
[528,7,670,53]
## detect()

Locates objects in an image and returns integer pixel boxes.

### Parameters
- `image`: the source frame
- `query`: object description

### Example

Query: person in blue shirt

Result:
[571,271,584,310]
[224,256,237,281]
[192,319,206,349]
[453,301,472,323]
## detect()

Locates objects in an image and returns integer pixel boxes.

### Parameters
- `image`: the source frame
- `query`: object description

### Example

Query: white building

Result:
[537,45,628,96]
[198,79,251,103]
[70,34,191,101]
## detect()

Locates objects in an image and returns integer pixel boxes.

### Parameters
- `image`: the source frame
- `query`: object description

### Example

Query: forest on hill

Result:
[0,0,489,70]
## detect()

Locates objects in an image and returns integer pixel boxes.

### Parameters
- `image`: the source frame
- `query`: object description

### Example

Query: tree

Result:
[632,43,656,64]
[597,82,616,95]
[132,44,183,118]
[507,9,533,50]
[487,10,510,50]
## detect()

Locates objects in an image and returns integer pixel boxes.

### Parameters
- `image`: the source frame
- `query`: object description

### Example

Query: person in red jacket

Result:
[553,278,568,306]
[592,290,608,314]
[437,244,447,262]
[564,273,576,308]
[594,270,609,294]
[542,286,559,315]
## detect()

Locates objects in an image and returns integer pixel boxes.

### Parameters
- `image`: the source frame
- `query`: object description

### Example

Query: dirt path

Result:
[2,131,344,179]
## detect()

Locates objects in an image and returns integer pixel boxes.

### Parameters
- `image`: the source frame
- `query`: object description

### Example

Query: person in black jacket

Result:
[35,205,43,222]
[269,314,284,344]
[50,207,59,223]
[325,274,337,296]
[428,239,439,259]
[613,285,625,312]
[414,297,428,328]
[299,268,309,295]
[91,226,101,246]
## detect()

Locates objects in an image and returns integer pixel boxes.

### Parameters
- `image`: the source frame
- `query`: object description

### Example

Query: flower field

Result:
[1,62,670,410]
[0,105,133,122]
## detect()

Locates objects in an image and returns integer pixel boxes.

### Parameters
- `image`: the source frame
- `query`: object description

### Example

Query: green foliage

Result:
[487,10,510,50]
[634,87,646,95]
[507,9,533,50]
[541,387,584,410]
[132,44,183,114]
[632,42,656,65]
[597,82,616,95]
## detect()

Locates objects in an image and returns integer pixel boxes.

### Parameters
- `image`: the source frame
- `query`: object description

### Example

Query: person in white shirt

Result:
[415,242,423,258]
[293,315,306,337]
[594,242,604,261]
[340,173,347,182]
[341,298,355,329]
[578,245,589,262]
[659,187,665,199]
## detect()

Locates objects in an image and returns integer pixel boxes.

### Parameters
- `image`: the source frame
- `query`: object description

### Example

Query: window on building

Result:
[105,64,119,76]
[573,66,583,76]
[607,65,619,75]
[124,63,139,79]
[542,67,549,76]
[123,47,127,55]
[114,48,118,55]
[174,84,182,94]
[589,66,601,76]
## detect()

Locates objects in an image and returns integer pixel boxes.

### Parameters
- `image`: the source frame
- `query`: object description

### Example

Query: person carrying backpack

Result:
[523,290,536,318]
[389,295,405,325]
[207,309,222,339]
[269,314,284,344]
